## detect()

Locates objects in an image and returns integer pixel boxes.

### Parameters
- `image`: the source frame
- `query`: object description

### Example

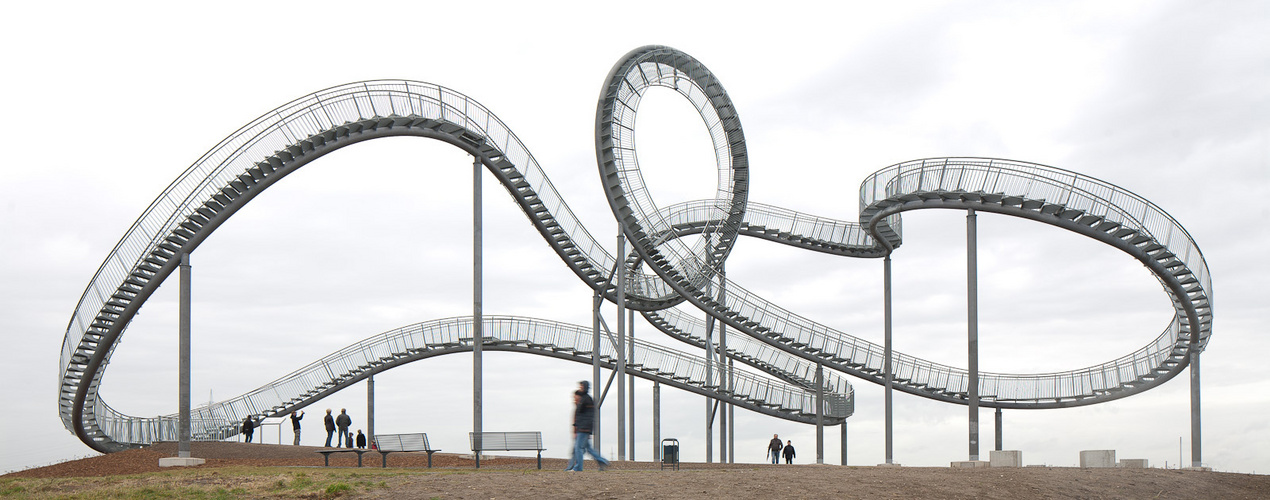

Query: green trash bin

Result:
[661,438,679,470]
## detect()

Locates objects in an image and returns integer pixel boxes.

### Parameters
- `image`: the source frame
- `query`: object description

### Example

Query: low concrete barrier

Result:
[1080,450,1116,468]
[1119,458,1148,468]
[990,450,1022,467]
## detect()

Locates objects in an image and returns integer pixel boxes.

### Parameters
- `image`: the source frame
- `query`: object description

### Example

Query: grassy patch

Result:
[0,467,408,498]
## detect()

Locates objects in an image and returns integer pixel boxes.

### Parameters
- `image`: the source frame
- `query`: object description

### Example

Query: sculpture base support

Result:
[159,457,205,467]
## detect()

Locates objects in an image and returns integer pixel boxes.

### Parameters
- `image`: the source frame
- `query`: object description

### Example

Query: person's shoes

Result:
[598,462,609,471]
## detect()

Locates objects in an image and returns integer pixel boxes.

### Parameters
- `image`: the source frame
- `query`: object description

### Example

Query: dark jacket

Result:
[324,414,336,432]
[783,444,796,460]
[335,412,351,429]
[356,432,367,448]
[291,413,303,430]
[242,418,254,434]
[573,391,596,433]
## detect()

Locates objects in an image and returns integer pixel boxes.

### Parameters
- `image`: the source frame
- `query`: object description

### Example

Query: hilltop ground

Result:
[4,441,1269,499]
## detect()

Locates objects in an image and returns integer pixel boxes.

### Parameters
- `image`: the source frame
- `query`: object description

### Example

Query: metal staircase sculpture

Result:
[60,45,1210,453]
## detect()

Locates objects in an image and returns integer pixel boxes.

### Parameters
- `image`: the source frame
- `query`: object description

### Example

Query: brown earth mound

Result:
[6,442,1269,499]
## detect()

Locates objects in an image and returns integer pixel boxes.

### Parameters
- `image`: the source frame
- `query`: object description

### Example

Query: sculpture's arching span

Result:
[60,46,1211,453]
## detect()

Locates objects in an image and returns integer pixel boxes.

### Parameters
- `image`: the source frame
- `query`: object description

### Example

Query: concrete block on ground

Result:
[1080,450,1116,468]
[158,457,205,467]
[1119,459,1148,468]
[990,450,1022,467]
[950,460,990,468]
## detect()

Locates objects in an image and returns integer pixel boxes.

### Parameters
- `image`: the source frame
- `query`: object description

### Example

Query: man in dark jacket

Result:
[567,380,609,471]
[768,434,782,464]
[335,409,352,448]
[324,409,336,447]
[290,411,304,445]
[783,440,796,464]
[242,416,255,443]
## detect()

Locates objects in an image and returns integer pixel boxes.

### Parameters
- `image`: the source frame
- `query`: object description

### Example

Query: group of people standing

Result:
[767,434,796,464]
[322,408,365,448]
[239,408,365,448]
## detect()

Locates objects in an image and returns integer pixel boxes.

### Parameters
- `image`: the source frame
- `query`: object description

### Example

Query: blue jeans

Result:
[569,432,608,471]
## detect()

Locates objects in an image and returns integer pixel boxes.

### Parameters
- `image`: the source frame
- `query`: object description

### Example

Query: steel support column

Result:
[1191,348,1202,467]
[472,156,483,460]
[592,289,602,452]
[883,253,894,464]
[995,407,1002,451]
[841,421,848,466]
[629,308,635,461]
[616,233,626,461]
[653,381,661,461]
[967,209,980,461]
[718,267,729,463]
[178,253,191,459]
[367,375,375,445]
[816,362,824,464]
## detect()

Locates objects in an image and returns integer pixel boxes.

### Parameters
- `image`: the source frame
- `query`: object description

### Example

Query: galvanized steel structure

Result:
[59,46,1210,465]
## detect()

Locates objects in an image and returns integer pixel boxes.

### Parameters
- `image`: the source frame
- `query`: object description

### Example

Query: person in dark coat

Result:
[335,409,352,448]
[783,440,796,464]
[768,434,782,464]
[241,416,255,443]
[356,430,367,449]
[567,380,609,471]
[324,409,336,447]
[290,411,304,445]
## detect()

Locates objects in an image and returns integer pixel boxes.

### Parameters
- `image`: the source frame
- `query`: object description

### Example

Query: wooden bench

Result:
[469,431,545,469]
[316,448,372,467]
[374,433,441,468]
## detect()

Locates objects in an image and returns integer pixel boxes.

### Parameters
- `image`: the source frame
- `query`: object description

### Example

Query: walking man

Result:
[336,408,352,448]
[290,410,304,445]
[768,434,782,464]
[783,440,796,464]
[324,409,336,447]
[568,380,609,471]
[241,416,255,443]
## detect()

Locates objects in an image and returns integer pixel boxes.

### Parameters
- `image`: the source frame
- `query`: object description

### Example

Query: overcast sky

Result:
[3,0,1268,475]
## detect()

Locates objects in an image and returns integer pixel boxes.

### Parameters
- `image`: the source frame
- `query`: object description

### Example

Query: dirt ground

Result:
[5,441,1269,499]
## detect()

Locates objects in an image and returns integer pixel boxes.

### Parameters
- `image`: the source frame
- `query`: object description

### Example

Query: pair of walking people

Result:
[768,434,796,464]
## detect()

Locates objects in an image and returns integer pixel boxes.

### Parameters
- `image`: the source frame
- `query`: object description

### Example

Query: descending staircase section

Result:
[644,306,854,417]
[93,316,850,447]
[597,47,1212,410]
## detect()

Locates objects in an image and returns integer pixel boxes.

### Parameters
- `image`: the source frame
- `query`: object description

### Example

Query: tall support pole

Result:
[616,233,627,461]
[178,253,192,459]
[653,381,661,461]
[816,362,825,464]
[718,267,728,463]
[995,407,1002,451]
[704,293,715,463]
[883,253,894,464]
[967,209,980,461]
[592,290,602,452]
[1190,349,1202,467]
[629,308,635,461]
[472,156,484,459]
[367,375,375,444]
[841,421,848,466]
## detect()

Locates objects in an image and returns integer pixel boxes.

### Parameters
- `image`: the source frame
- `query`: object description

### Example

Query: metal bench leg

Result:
[380,452,389,468]
[475,452,480,469]
[427,451,435,468]
[356,452,363,467]
[537,451,542,470]
[323,454,330,467]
